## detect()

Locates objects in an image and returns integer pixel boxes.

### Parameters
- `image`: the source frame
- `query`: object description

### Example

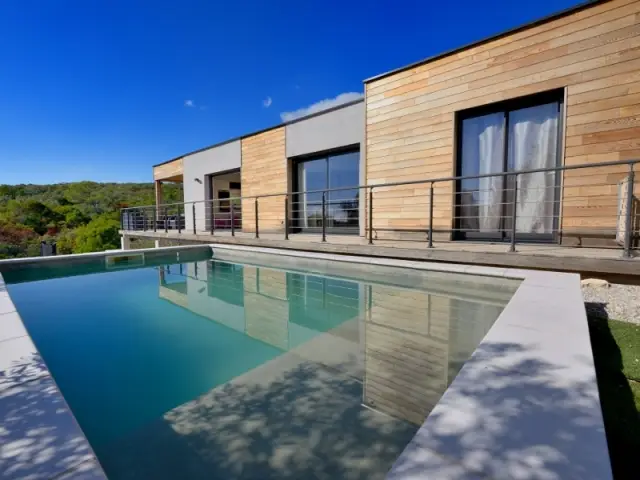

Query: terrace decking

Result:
[120,229,640,279]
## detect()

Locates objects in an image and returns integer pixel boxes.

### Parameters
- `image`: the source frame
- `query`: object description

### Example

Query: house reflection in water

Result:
[157,260,512,427]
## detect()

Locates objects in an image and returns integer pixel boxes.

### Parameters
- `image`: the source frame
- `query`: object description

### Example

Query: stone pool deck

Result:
[0,272,107,479]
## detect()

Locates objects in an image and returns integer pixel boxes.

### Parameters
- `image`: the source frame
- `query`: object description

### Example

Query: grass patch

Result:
[588,317,640,480]
[606,320,640,381]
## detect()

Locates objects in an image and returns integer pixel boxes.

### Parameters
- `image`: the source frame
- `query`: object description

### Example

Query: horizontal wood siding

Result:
[154,158,183,181]
[366,0,640,243]
[241,128,287,233]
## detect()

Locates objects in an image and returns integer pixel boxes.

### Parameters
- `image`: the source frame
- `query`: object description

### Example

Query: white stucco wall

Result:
[183,140,241,232]
[285,101,364,158]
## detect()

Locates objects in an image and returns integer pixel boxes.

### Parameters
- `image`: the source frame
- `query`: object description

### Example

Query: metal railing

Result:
[121,158,639,257]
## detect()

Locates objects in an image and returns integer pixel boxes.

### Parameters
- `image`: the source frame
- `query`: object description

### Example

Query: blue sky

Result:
[0,0,583,185]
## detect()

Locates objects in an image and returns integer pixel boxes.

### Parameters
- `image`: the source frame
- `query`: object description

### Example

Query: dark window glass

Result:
[295,150,360,231]
[218,190,231,212]
[328,151,360,229]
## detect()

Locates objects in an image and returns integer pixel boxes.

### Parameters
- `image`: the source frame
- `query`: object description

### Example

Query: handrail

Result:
[120,157,637,257]
[121,158,640,211]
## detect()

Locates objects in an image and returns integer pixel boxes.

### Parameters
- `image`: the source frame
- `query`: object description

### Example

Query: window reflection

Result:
[296,150,360,232]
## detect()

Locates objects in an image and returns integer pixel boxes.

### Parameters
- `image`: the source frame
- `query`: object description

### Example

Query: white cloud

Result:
[262,96,273,108]
[184,99,194,107]
[280,92,363,122]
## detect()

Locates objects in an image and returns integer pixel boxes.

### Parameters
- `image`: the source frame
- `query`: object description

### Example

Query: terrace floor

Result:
[120,229,640,279]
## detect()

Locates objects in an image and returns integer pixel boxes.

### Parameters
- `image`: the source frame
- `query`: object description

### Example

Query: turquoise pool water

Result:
[4,256,518,479]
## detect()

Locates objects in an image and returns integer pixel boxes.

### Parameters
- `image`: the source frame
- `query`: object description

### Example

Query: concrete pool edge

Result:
[209,244,613,480]
[0,243,210,269]
[0,271,107,479]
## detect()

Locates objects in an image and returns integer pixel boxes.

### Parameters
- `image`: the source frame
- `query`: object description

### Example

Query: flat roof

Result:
[363,0,604,84]
[153,97,364,168]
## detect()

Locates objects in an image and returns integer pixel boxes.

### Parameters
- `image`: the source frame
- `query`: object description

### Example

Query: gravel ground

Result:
[583,283,640,324]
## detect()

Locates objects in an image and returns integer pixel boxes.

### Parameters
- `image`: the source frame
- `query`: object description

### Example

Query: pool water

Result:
[5,257,518,479]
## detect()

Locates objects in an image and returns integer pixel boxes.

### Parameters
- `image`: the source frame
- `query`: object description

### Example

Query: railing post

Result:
[192,203,196,235]
[164,207,168,233]
[120,210,124,230]
[623,163,635,258]
[210,201,215,235]
[428,182,434,248]
[153,206,157,232]
[231,203,235,237]
[255,198,259,239]
[284,195,289,240]
[177,204,182,234]
[322,191,327,242]
[368,187,373,245]
[510,173,518,253]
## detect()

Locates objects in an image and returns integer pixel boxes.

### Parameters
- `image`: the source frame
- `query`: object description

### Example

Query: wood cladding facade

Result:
[154,158,184,181]
[240,128,287,233]
[365,0,640,243]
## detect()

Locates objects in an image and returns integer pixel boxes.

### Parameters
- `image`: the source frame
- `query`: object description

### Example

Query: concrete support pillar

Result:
[121,235,131,251]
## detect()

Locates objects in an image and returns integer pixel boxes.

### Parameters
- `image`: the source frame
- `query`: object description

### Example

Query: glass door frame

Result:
[453,89,565,244]
[292,146,361,235]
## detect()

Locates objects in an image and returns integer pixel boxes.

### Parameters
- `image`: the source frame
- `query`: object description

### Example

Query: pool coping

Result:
[0,243,209,269]
[209,244,613,480]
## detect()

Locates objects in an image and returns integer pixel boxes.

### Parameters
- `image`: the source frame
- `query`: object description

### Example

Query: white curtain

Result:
[461,113,505,233]
[508,103,559,234]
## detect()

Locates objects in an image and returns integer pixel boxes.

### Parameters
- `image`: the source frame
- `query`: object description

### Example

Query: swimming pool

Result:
[3,249,519,479]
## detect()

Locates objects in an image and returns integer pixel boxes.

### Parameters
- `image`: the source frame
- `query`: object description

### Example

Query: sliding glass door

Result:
[457,93,562,242]
[295,150,360,233]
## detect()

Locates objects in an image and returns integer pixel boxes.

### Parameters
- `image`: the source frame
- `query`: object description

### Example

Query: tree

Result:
[0,221,39,259]
[73,214,121,253]
[3,199,63,235]
[0,181,184,258]
[53,205,91,228]
[55,229,77,255]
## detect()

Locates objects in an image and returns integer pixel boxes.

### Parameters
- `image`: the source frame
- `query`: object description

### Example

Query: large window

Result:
[456,91,563,241]
[295,150,360,232]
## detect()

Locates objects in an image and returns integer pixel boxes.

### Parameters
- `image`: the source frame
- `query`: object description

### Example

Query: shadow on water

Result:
[586,303,640,480]
[0,354,95,479]
[98,355,418,480]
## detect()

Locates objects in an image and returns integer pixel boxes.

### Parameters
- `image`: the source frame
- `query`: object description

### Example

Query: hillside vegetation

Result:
[0,182,182,258]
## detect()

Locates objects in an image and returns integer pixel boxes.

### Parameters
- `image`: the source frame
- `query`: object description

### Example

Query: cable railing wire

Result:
[121,158,638,256]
